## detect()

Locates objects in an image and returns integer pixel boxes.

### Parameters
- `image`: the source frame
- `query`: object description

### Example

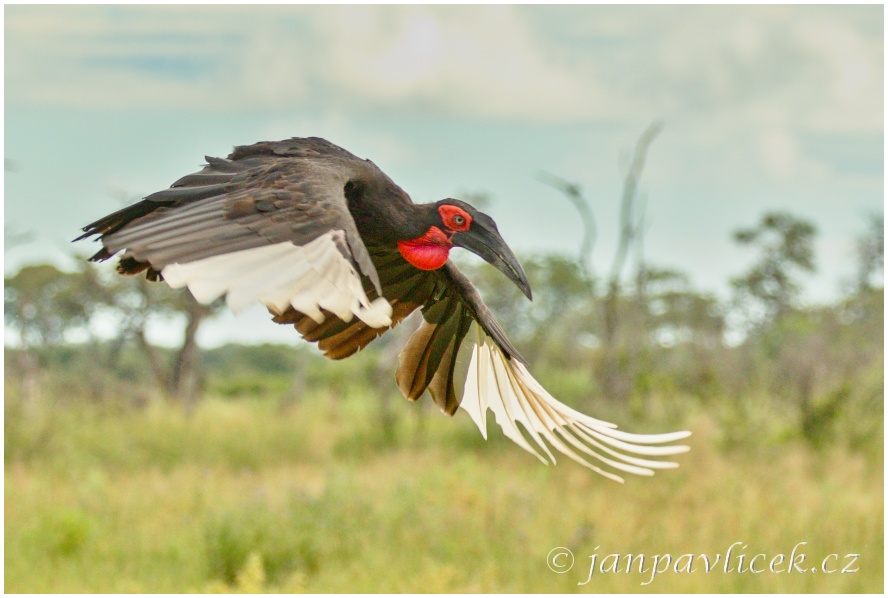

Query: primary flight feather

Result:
[77,136,690,482]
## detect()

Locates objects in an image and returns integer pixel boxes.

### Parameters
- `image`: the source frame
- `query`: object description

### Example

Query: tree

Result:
[82,266,223,410]
[539,122,664,402]
[597,121,664,402]
[731,211,817,327]
[5,258,224,410]
[538,172,597,278]
[855,212,883,292]
[645,267,725,349]
[4,264,98,411]
[5,264,96,347]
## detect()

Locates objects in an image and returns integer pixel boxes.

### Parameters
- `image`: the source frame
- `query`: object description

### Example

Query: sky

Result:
[4,5,884,347]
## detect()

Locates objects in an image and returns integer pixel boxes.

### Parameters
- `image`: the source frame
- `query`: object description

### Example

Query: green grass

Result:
[5,394,883,593]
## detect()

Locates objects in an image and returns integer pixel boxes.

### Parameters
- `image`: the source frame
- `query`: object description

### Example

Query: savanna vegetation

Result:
[5,135,883,591]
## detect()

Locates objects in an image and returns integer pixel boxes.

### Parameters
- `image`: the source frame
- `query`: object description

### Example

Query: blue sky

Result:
[4,5,883,346]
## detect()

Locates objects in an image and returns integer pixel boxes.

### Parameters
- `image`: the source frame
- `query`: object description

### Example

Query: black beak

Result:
[452,225,533,300]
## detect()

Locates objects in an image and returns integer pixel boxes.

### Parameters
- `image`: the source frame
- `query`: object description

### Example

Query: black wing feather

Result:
[77,138,386,294]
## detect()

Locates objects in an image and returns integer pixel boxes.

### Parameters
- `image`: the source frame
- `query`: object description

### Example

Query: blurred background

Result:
[4,5,883,592]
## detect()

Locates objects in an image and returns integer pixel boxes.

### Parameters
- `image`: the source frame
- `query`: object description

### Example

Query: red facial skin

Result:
[398,205,473,270]
[437,205,472,232]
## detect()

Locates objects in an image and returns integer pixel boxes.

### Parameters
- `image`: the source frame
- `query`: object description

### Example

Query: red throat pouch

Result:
[397,226,452,270]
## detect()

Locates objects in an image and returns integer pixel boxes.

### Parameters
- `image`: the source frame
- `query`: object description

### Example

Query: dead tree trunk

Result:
[169,297,215,413]
[601,121,663,402]
[538,172,597,279]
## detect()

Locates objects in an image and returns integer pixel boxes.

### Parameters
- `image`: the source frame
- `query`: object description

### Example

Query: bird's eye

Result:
[437,204,471,230]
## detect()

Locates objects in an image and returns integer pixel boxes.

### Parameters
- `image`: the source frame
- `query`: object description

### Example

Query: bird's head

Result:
[398,199,532,300]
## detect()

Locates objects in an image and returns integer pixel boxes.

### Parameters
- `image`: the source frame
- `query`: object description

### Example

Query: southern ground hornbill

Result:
[77,137,690,482]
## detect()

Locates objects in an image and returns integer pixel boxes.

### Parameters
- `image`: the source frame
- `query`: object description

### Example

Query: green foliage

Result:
[32,508,96,557]
[202,343,299,376]
[4,396,883,593]
[4,397,318,472]
[731,211,817,326]
[645,267,725,348]
[204,499,326,584]
[201,551,308,593]
[801,384,849,448]
[208,373,292,400]
[5,264,96,346]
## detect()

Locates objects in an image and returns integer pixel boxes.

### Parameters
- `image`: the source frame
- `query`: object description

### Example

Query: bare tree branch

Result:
[538,171,597,278]
[609,120,663,284]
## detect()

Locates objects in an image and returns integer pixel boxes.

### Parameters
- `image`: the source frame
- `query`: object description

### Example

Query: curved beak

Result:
[452,226,532,300]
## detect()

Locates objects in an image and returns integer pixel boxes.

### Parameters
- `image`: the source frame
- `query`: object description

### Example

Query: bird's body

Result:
[78,136,690,482]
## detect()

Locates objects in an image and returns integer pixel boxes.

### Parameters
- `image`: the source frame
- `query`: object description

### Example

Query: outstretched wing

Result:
[398,262,691,483]
[76,138,392,328]
[274,249,691,482]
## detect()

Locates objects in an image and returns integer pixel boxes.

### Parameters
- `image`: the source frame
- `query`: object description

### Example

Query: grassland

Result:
[4,393,883,593]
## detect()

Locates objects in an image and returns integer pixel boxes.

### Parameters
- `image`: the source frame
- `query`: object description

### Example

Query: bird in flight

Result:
[77,137,690,482]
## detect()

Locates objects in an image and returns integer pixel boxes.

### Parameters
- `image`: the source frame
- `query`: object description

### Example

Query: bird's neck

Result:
[348,192,450,270]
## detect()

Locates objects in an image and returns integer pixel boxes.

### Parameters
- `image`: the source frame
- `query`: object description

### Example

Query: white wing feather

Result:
[456,322,691,482]
[161,233,392,328]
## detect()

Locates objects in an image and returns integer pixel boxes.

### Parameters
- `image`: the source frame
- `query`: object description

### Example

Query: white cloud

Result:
[757,129,800,182]
[5,5,881,136]
[312,6,596,121]
[5,5,597,121]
